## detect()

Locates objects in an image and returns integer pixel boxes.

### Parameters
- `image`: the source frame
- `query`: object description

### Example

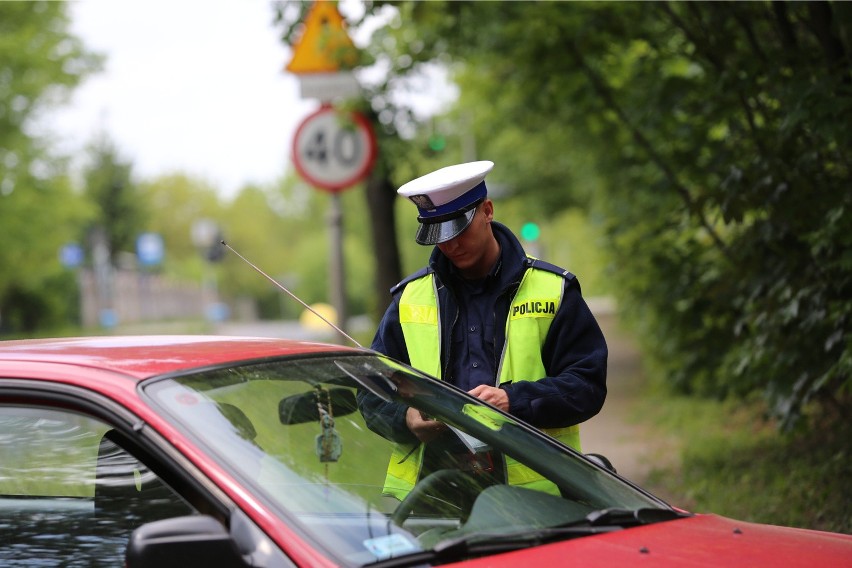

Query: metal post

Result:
[91,228,116,329]
[328,192,348,341]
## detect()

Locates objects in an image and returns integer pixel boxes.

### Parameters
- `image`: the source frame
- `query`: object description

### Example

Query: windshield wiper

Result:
[428,508,686,561]
[570,507,687,528]
[364,508,688,567]
[364,525,626,567]
[431,525,619,558]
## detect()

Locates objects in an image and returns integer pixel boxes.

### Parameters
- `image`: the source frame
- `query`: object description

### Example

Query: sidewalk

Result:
[581,309,680,488]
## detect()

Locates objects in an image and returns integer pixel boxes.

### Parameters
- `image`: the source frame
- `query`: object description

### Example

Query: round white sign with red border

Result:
[292,105,377,192]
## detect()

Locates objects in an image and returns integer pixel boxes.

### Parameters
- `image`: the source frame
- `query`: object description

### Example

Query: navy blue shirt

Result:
[446,260,502,391]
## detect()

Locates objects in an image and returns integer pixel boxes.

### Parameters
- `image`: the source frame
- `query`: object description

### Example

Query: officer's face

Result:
[437,200,498,279]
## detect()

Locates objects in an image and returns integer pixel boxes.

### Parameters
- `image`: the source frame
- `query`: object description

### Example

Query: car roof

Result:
[0,335,363,380]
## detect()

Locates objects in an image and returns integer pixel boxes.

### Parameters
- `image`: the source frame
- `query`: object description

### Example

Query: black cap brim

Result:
[415,208,477,245]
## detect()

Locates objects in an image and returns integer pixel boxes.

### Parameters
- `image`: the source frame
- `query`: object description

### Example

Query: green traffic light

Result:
[428,134,446,152]
[520,222,541,241]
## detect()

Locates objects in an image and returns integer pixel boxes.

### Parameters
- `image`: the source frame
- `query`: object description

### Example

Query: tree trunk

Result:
[364,156,402,322]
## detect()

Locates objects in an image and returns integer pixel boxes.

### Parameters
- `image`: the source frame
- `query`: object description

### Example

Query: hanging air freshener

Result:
[316,410,342,462]
[314,386,342,462]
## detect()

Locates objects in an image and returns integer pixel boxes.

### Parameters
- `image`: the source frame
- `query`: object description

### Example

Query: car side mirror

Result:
[125,515,249,568]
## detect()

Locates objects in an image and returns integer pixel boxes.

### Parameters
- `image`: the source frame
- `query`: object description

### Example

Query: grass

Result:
[635,388,851,535]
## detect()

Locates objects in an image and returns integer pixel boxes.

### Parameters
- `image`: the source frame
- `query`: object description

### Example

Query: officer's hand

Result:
[405,407,446,443]
[468,385,509,412]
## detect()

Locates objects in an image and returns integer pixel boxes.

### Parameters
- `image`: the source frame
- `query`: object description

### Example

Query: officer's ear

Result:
[480,199,494,223]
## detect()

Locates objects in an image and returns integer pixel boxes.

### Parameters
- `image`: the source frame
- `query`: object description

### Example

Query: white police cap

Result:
[398,160,494,245]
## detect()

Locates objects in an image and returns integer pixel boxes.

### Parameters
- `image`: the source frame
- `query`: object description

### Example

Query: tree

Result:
[273,1,457,321]
[363,1,851,429]
[0,1,100,333]
[82,136,145,267]
[137,172,224,277]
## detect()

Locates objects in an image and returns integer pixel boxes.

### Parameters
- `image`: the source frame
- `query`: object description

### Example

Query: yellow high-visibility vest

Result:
[384,266,580,499]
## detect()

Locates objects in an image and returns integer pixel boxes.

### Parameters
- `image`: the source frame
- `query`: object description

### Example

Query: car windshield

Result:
[144,353,668,566]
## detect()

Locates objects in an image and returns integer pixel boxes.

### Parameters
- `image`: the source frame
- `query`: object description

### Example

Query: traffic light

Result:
[520,222,541,242]
[427,133,446,153]
[206,229,226,262]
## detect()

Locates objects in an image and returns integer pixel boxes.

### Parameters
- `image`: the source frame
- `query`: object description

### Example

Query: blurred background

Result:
[1,0,849,534]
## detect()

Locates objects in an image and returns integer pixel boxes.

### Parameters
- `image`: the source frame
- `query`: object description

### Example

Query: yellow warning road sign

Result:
[286,1,359,74]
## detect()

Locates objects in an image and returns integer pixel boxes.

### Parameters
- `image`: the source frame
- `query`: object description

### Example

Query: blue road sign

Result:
[59,243,84,268]
[137,233,164,266]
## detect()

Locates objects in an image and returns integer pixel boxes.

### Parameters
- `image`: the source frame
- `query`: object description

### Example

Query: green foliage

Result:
[0,1,100,333]
[497,203,612,297]
[129,169,382,325]
[380,0,851,430]
[639,390,851,534]
[0,2,101,139]
[585,2,852,430]
[206,174,378,320]
[138,173,224,278]
[82,137,146,266]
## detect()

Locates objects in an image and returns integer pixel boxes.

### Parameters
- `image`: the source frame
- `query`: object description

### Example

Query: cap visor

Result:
[415,208,476,245]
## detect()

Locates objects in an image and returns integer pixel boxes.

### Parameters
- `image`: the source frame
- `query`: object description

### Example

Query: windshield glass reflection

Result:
[145,354,665,565]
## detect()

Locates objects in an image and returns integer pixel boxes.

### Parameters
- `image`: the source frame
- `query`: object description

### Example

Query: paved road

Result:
[214,316,372,345]
[581,311,661,483]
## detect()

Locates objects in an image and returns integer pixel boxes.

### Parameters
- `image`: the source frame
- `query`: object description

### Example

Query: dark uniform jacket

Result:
[362,222,608,445]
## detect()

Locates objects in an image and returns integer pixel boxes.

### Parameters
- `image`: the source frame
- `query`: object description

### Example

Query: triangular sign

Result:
[286,0,359,74]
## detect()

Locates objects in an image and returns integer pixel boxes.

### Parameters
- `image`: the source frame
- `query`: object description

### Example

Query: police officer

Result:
[360,160,607,500]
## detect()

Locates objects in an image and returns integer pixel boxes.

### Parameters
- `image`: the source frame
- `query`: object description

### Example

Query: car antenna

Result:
[220,240,363,348]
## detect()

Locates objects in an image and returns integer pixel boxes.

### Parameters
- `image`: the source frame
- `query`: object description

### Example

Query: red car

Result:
[0,336,849,567]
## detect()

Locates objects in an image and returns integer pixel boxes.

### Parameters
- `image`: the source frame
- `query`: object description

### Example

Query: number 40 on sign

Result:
[292,105,377,193]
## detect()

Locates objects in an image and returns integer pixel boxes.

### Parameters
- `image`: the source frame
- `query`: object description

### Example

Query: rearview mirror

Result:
[279,387,357,425]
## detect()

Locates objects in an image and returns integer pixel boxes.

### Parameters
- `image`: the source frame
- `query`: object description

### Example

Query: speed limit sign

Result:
[292,105,377,192]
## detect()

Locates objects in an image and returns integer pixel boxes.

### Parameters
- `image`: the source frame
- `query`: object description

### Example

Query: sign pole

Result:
[328,192,348,341]
[286,1,377,345]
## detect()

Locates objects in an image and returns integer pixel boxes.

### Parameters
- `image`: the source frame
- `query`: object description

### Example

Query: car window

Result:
[146,354,666,566]
[0,405,196,566]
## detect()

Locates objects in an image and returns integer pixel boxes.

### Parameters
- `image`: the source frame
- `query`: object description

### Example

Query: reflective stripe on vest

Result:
[384,265,581,499]
[398,275,441,378]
